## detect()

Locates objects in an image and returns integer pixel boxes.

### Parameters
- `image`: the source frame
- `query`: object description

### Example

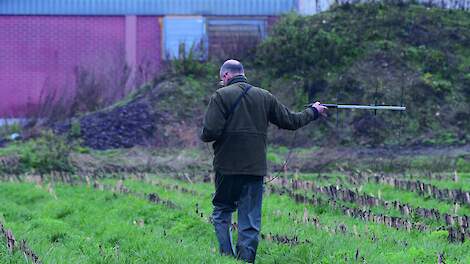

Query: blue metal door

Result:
[163,16,207,59]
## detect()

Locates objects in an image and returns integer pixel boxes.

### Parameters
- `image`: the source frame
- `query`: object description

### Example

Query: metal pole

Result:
[305,103,406,111]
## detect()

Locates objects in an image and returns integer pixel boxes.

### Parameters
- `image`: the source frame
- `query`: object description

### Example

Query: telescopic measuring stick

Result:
[305,103,406,111]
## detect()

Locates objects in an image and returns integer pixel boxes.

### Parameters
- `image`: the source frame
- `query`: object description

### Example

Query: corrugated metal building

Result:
[0,0,296,16]
[0,0,296,117]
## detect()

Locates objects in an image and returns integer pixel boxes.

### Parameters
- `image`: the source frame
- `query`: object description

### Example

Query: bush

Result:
[257,13,358,78]
[167,42,218,77]
[254,3,470,146]
[25,131,77,174]
[0,131,79,175]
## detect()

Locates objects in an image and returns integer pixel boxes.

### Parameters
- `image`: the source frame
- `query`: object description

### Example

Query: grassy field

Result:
[0,2,469,263]
[1,171,470,263]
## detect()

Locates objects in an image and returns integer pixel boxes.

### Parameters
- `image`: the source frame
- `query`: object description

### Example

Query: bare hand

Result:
[312,102,328,117]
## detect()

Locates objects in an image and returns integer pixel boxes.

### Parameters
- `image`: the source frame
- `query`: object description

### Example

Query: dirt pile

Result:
[83,101,154,149]
[55,78,206,150]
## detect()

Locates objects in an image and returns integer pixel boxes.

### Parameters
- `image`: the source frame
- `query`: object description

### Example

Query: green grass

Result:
[110,176,470,263]
[0,182,236,263]
[2,175,470,263]
[281,172,349,185]
[361,183,470,216]
[422,173,470,192]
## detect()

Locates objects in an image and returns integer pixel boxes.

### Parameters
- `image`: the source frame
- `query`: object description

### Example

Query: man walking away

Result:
[200,59,327,263]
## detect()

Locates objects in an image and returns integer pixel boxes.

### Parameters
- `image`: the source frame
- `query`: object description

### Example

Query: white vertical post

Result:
[125,15,137,68]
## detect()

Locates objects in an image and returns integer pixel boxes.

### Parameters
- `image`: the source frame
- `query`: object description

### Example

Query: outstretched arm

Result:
[269,94,326,130]
[200,92,227,142]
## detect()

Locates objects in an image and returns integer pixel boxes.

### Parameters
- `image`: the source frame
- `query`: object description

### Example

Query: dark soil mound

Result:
[55,78,208,149]
[56,100,155,149]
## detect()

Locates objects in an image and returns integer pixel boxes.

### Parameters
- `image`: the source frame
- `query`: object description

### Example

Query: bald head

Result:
[220,60,245,85]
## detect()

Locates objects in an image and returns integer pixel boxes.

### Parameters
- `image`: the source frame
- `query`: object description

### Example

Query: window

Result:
[207,18,267,59]
[163,16,207,59]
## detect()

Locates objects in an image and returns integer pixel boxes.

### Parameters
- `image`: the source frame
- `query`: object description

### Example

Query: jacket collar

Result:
[227,75,248,86]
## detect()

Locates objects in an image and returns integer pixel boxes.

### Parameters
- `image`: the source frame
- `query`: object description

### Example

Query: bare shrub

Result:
[133,57,161,89]
[23,78,70,136]
[24,47,158,127]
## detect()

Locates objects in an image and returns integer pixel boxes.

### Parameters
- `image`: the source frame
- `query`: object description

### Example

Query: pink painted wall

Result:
[135,16,162,85]
[0,15,162,117]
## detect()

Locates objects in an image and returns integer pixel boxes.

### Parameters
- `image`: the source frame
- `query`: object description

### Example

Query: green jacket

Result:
[200,75,318,176]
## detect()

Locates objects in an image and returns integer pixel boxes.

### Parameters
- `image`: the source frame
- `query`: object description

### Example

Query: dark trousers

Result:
[212,172,263,263]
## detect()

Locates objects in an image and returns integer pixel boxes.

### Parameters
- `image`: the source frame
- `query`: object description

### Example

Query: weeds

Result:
[0,131,80,175]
